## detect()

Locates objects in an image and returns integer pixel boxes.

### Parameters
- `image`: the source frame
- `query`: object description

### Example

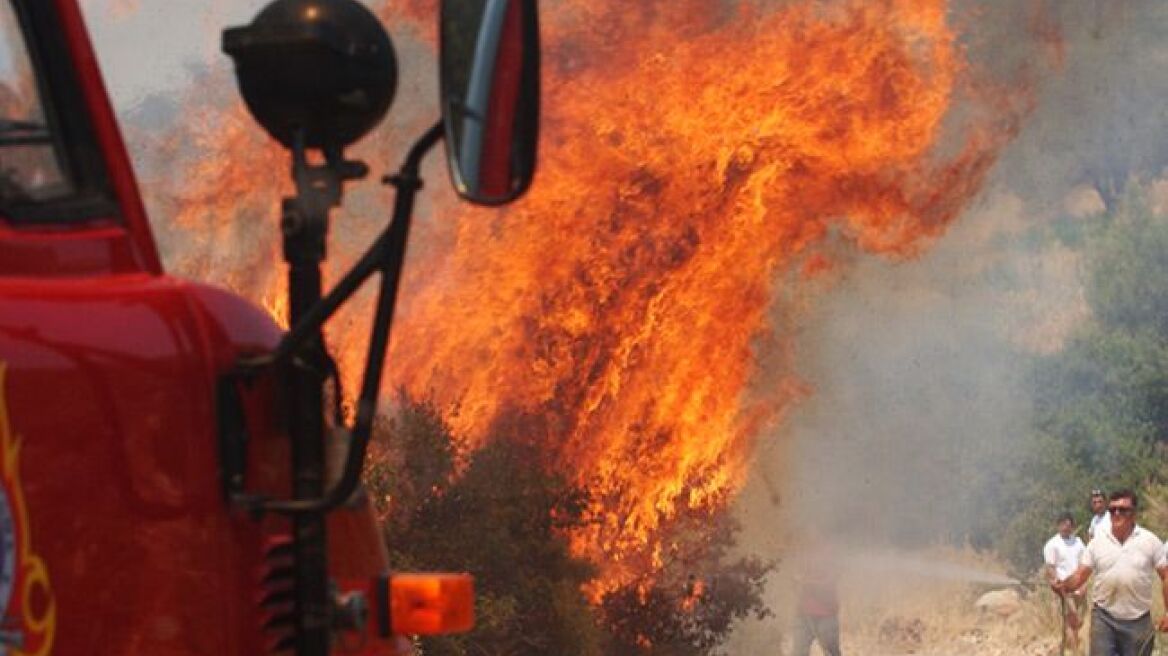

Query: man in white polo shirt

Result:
[1055,489,1168,656]
[1089,489,1111,542]
[1045,512,1087,653]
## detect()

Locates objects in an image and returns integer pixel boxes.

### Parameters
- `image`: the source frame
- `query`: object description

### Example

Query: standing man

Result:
[1045,513,1087,653]
[1054,490,1168,656]
[1089,489,1111,542]
[791,529,841,656]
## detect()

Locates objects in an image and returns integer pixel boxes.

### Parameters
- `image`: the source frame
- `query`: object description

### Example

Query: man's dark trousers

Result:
[1091,606,1153,656]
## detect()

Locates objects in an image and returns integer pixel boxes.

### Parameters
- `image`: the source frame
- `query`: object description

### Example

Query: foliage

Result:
[996,187,1168,573]
[597,501,773,655]
[367,395,602,655]
[365,395,772,655]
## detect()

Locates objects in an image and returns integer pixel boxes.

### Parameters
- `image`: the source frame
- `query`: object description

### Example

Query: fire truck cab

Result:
[0,0,537,654]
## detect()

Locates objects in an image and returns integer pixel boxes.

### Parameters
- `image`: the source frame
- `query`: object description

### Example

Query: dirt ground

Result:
[841,582,1065,656]
[727,547,1097,655]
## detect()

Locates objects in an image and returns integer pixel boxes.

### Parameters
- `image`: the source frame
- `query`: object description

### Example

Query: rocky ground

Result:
[844,586,1064,655]
[727,547,1089,655]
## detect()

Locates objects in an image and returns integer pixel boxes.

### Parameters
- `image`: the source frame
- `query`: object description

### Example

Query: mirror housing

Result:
[440,0,539,205]
[223,0,397,151]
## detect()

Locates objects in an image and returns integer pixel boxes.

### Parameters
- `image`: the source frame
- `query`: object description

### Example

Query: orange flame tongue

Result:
[386,0,1021,591]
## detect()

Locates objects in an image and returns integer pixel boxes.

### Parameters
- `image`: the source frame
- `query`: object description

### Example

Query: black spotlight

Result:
[222,0,397,151]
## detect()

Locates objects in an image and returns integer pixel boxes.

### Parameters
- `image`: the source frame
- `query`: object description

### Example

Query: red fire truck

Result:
[0,0,538,654]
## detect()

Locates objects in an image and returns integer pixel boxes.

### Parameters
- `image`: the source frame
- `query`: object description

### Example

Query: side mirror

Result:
[440,0,539,205]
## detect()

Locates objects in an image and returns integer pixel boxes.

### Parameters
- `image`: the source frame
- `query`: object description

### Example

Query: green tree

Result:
[597,507,772,655]
[366,396,772,654]
[368,396,604,655]
[997,187,1168,573]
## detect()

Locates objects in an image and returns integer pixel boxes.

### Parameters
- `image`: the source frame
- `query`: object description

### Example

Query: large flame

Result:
[132,0,1035,595]
[384,0,1026,591]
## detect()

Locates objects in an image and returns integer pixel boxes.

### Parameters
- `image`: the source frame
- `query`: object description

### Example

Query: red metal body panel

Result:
[0,2,408,653]
[0,275,285,654]
[0,1,287,650]
[0,223,146,278]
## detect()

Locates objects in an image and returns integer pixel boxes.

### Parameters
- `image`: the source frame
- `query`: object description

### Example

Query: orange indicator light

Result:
[387,573,474,635]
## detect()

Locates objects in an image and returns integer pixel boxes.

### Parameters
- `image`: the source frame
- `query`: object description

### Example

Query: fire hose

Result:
[1135,625,1163,655]
[1058,593,1067,656]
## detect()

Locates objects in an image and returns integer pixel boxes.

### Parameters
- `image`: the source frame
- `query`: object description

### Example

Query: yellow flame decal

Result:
[0,364,56,655]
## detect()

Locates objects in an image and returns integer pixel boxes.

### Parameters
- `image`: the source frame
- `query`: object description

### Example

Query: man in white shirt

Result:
[1045,512,1087,653]
[1055,490,1168,656]
[1089,489,1111,542]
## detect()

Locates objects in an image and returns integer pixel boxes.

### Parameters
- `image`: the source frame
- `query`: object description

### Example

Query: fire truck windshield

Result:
[0,1,73,208]
[1,0,121,225]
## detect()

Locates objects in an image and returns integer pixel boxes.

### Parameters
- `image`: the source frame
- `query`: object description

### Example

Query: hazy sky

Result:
[81,1,269,108]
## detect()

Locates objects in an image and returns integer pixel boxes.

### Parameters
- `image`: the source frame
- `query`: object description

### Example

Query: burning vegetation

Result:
[116,0,1046,651]
[383,0,1027,596]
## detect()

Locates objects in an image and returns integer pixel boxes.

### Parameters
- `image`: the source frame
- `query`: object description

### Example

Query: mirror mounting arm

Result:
[237,123,442,375]
[229,120,445,516]
[383,120,445,191]
[282,131,369,268]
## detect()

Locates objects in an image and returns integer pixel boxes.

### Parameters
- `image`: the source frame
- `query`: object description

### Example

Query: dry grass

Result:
[839,546,1063,655]
[731,545,1071,655]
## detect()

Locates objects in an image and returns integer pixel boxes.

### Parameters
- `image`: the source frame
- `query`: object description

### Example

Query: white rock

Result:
[974,588,1022,618]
